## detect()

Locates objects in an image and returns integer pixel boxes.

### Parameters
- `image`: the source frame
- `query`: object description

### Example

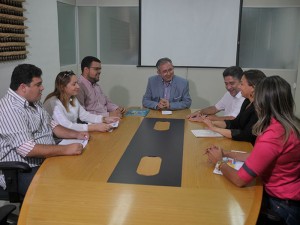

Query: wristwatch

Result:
[217,159,228,170]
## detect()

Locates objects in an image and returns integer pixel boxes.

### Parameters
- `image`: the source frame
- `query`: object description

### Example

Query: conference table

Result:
[18,109,263,225]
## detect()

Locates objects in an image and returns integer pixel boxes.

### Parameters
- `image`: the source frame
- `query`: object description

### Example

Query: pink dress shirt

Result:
[238,118,300,200]
[77,75,119,116]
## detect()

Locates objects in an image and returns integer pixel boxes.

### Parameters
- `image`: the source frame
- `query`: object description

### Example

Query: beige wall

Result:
[295,57,300,118]
[97,66,298,110]
[0,0,60,100]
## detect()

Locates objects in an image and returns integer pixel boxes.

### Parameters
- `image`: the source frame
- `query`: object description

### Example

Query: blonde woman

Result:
[44,71,119,132]
[205,76,300,225]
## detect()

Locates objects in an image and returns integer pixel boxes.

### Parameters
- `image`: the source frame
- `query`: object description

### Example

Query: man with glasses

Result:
[142,57,191,110]
[77,56,125,118]
[0,64,89,196]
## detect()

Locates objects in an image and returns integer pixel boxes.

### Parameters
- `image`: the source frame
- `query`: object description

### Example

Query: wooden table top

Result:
[18,109,262,225]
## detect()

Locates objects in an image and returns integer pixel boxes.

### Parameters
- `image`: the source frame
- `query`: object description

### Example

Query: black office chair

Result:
[0,205,16,225]
[0,162,31,203]
[0,162,31,225]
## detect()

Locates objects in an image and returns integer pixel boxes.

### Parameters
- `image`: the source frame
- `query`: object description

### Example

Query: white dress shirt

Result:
[44,96,103,131]
[214,91,245,117]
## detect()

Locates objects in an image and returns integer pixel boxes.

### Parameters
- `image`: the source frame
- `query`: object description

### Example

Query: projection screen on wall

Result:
[140,0,242,67]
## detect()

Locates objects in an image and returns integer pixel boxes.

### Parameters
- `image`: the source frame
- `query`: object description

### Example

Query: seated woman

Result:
[205,76,300,225]
[44,71,119,132]
[189,70,266,145]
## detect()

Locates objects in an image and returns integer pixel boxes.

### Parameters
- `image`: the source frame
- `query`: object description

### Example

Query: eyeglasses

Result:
[160,67,174,75]
[61,70,74,79]
[89,67,101,71]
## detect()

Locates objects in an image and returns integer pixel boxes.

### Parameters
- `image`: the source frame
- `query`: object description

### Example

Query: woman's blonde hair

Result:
[44,71,76,112]
[253,75,300,142]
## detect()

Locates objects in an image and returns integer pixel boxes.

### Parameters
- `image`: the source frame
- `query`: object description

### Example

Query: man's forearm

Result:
[200,106,219,115]
[53,125,79,139]
[26,144,69,158]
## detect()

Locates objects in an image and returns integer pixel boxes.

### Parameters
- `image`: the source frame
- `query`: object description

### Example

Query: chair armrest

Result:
[0,205,16,224]
[0,162,31,203]
[0,162,31,172]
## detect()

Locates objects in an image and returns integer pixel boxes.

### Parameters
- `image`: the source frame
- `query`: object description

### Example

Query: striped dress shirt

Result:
[0,89,57,189]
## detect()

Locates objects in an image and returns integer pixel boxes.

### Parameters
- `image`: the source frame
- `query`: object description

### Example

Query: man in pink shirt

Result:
[77,56,125,118]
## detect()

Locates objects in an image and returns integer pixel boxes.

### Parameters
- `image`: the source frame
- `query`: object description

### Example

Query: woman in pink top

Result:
[205,76,300,225]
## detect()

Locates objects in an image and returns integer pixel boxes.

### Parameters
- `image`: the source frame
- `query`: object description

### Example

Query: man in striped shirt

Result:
[0,64,89,196]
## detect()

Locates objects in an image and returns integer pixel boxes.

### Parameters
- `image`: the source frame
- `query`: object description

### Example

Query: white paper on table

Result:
[107,121,119,132]
[110,121,119,128]
[59,139,88,148]
[213,157,244,175]
[162,110,172,115]
[191,129,223,137]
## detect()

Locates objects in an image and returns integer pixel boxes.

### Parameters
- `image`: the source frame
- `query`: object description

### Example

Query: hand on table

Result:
[157,98,170,109]
[65,143,84,155]
[76,131,89,140]
[96,123,113,132]
[104,116,120,123]
[204,145,223,164]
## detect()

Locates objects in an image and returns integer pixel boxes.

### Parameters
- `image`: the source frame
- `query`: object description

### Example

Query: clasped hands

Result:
[203,145,223,164]
[109,107,126,118]
[157,98,170,110]
[100,116,120,132]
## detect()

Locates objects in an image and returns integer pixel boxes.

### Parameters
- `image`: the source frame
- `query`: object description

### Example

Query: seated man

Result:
[0,64,89,196]
[142,57,192,110]
[77,56,125,118]
[187,66,244,121]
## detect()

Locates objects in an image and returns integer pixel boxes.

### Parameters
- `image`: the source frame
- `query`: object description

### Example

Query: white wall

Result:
[1,0,299,117]
[0,0,60,100]
[84,0,300,115]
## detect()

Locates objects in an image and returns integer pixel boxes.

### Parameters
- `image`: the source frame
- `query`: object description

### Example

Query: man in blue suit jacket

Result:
[142,57,192,110]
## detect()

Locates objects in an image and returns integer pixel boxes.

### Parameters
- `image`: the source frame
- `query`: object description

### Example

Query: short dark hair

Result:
[81,56,101,73]
[10,64,42,91]
[223,66,243,80]
[243,69,266,87]
[156,57,173,69]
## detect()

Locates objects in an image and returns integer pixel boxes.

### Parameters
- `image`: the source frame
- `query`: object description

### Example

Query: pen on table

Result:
[231,150,247,153]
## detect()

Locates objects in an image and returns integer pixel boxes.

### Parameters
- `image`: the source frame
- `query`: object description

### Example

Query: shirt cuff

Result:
[17,139,36,157]
[237,163,256,183]
[51,120,59,129]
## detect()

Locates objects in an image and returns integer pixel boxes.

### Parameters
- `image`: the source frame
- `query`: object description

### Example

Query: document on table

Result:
[191,129,223,137]
[125,109,150,117]
[59,139,88,148]
[162,110,172,115]
[213,157,244,175]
